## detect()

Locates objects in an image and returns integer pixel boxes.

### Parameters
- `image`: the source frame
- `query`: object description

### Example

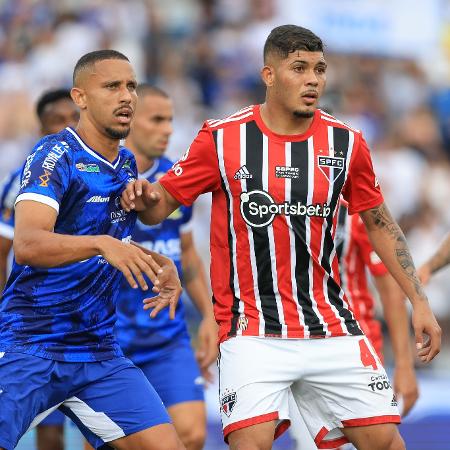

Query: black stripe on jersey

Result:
[322,127,362,335]
[335,202,348,265]
[212,130,240,337]
[290,140,325,336]
[245,121,281,336]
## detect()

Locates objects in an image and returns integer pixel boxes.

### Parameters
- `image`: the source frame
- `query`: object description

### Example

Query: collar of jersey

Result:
[253,104,320,142]
[66,127,122,170]
[139,158,160,180]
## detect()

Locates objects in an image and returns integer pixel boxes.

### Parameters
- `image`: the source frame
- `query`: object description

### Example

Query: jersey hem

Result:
[347,195,383,215]
[0,345,124,362]
[159,178,191,206]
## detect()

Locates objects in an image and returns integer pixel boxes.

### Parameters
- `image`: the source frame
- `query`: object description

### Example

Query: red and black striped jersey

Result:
[335,200,388,357]
[160,105,384,343]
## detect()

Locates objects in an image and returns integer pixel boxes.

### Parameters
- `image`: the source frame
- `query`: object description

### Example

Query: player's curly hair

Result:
[263,25,324,62]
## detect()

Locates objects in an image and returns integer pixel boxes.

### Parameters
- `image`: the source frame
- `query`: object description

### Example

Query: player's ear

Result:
[261,65,275,88]
[70,87,87,110]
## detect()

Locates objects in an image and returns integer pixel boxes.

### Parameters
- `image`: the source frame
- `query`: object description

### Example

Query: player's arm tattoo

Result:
[427,234,450,275]
[366,203,425,298]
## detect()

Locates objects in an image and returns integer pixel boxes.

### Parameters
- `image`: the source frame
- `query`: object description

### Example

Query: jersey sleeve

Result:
[15,139,71,214]
[354,214,388,277]
[159,122,221,206]
[342,133,384,214]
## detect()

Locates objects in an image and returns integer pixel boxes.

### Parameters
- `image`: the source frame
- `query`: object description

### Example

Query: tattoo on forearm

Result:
[368,204,425,298]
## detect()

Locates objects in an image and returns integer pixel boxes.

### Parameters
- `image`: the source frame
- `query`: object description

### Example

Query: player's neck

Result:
[75,120,120,163]
[124,140,155,174]
[260,101,315,136]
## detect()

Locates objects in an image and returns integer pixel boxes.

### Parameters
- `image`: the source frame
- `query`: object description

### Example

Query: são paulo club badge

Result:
[221,389,237,417]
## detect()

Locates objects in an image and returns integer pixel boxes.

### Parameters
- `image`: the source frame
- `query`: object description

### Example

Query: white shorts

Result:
[218,336,400,449]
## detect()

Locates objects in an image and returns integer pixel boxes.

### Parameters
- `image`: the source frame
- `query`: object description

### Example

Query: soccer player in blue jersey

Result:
[0,50,184,450]
[0,88,79,450]
[114,85,217,450]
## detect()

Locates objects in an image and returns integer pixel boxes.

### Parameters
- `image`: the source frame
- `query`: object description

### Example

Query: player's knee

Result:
[177,426,205,450]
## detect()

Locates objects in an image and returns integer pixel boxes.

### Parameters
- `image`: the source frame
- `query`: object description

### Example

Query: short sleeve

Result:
[159,122,221,206]
[15,139,71,214]
[342,133,384,214]
[354,215,388,277]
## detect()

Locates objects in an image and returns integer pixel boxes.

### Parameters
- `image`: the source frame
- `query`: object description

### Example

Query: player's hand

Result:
[196,314,218,383]
[412,300,441,362]
[143,259,182,319]
[121,179,161,213]
[98,235,162,290]
[417,264,432,285]
[393,364,419,416]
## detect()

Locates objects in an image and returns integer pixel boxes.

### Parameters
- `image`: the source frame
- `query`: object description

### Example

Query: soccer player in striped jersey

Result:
[0,50,184,450]
[0,88,79,450]
[120,26,441,450]
[113,85,216,450]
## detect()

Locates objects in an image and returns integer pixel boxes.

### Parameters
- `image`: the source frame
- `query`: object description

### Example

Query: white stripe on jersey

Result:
[319,115,360,134]
[306,136,327,334]
[208,106,254,127]
[285,142,307,335]
[15,192,60,213]
[320,127,346,334]
[216,129,242,332]
[262,134,287,338]
[208,111,254,128]
[240,123,265,336]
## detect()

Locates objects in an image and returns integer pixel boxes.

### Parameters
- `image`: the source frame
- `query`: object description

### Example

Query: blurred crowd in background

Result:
[0,0,449,369]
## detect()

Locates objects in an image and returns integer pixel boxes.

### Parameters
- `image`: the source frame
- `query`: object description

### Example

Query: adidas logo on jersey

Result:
[234,165,252,180]
[87,195,110,203]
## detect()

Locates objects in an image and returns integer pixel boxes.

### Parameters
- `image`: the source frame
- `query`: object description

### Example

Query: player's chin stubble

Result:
[293,109,314,119]
[105,126,131,140]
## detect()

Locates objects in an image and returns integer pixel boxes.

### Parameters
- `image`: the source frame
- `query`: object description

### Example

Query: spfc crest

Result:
[221,390,237,417]
[317,155,344,182]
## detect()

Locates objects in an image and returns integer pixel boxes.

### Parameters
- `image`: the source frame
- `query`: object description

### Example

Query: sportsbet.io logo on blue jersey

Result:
[239,190,331,228]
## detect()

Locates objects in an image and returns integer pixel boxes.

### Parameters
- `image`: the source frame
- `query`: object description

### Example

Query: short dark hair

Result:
[137,84,169,99]
[263,25,324,62]
[36,89,72,119]
[73,49,129,85]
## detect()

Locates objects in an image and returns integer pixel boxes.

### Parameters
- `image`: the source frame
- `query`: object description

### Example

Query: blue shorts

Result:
[137,339,204,408]
[39,410,65,426]
[0,352,170,450]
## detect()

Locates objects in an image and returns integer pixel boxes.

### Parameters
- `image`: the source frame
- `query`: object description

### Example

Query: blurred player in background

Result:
[0,88,79,450]
[113,85,217,450]
[0,50,184,450]
[121,25,441,450]
[419,233,450,284]
[289,199,419,450]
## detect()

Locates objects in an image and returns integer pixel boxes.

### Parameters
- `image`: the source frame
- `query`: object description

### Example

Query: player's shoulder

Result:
[205,105,255,131]
[35,128,74,157]
[157,155,175,172]
[317,109,361,134]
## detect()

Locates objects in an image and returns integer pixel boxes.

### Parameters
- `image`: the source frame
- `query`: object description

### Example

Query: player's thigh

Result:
[0,352,65,450]
[219,337,297,444]
[109,423,184,450]
[36,423,64,450]
[63,357,171,449]
[291,336,400,449]
[167,401,206,450]
[139,339,205,409]
[342,423,405,450]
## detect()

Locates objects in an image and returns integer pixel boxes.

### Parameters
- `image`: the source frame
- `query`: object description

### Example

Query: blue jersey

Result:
[0,167,21,239]
[0,127,138,362]
[115,156,193,365]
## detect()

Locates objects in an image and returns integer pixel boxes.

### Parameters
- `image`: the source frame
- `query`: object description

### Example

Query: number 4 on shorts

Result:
[359,339,378,370]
